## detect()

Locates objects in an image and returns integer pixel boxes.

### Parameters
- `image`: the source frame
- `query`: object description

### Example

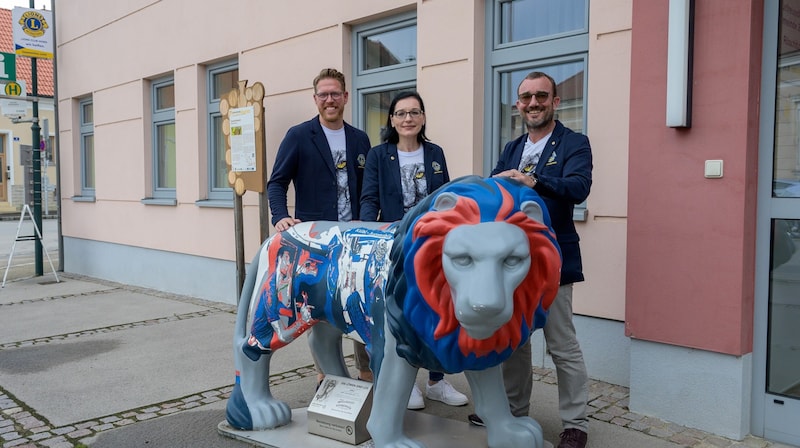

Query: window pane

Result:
[212,115,228,189]
[500,0,586,44]
[82,102,93,124]
[156,123,176,189]
[768,219,800,399]
[156,83,175,110]
[83,134,95,189]
[499,61,585,151]
[212,69,239,100]
[773,7,800,198]
[363,25,417,70]
[363,88,414,144]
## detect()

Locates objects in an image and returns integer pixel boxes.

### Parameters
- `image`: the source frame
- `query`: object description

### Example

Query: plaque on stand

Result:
[306,375,373,445]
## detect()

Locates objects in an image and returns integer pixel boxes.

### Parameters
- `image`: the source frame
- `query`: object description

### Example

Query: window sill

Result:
[141,198,177,206]
[71,195,96,203]
[195,199,233,209]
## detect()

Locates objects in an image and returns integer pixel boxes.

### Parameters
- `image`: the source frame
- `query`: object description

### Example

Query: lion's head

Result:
[386,175,562,373]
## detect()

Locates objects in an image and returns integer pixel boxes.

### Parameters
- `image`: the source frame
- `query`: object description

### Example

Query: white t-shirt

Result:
[517,132,552,179]
[322,126,351,221]
[398,146,426,213]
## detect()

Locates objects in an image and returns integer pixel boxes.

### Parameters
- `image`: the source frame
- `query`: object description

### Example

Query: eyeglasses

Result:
[392,109,424,119]
[517,90,551,104]
[315,91,344,101]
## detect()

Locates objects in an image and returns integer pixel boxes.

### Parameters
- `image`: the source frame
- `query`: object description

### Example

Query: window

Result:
[79,97,95,198]
[485,0,589,220]
[151,77,176,202]
[352,13,417,143]
[206,61,238,202]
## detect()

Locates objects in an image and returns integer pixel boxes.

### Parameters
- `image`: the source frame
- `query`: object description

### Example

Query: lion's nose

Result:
[470,296,505,315]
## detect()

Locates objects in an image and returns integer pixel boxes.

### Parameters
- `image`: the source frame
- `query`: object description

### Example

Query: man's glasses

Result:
[392,109,424,119]
[517,91,551,105]
[315,91,344,101]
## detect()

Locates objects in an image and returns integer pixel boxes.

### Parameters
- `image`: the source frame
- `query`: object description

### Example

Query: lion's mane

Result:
[386,175,561,373]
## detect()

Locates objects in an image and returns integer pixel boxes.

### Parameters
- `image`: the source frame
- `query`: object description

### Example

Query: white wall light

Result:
[666,0,694,128]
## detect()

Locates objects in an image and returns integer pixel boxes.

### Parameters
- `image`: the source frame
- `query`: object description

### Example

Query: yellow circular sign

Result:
[4,81,22,96]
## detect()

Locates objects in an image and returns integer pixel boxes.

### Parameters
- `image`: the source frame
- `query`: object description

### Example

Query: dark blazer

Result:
[491,120,593,285]
[267,116,371,225]
[360,141,450,222]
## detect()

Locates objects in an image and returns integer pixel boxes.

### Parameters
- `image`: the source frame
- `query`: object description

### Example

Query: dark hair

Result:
[313,68,346,93]
[519,71,558,97]
[380,91,429,144]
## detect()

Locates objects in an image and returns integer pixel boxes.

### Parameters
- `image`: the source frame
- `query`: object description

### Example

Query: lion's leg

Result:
[307,321,349,377]
[465,367,544,448]
[366,321,424,448]
[226,249,292,430]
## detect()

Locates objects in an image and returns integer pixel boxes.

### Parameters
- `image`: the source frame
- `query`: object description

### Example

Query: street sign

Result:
[1,79,28,117]
[12,7,54,59]
[0,52,16,82]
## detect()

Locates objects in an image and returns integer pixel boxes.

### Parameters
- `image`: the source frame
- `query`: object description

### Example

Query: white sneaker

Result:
[425,379,468,406]
[407,383,425,410]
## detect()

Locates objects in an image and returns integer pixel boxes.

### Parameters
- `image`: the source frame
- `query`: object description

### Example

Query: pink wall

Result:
[626,0,763,355]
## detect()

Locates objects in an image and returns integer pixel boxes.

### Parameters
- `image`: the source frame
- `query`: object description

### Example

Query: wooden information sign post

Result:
[220,80,268,300]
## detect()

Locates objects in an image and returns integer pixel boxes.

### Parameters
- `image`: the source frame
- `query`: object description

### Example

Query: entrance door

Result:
[0,140,6,202]
[757,1,800,445]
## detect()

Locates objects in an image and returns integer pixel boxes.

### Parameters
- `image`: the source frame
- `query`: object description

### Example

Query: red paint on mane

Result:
[411,186,561,357]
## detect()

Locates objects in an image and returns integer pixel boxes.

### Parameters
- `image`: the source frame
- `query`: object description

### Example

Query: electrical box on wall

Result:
[704,160,723,179]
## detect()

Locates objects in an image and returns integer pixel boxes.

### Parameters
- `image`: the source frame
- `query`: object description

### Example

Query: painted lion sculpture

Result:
[225,175,562,448]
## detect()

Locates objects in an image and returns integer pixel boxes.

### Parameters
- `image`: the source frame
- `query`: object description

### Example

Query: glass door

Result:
[760,1,800,444]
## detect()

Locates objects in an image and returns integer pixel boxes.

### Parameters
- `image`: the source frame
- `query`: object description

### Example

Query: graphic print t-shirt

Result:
[398,146,426,213]
[517,132,552,179]
[323,126,351,221]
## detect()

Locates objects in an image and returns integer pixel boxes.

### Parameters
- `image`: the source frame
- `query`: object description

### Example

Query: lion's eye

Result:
[504,256,524,268]
[451,255,473,267]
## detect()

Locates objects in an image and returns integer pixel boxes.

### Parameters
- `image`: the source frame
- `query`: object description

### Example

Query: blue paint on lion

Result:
[384,175,559,375]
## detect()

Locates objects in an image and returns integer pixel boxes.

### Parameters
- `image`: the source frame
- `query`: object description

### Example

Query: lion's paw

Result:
[487,416,544,448]
[249,398,292,430]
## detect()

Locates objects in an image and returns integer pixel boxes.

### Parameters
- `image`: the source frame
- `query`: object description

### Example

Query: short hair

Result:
[381,91,429,144]
[519,71,558,97]
[313,68,346,93]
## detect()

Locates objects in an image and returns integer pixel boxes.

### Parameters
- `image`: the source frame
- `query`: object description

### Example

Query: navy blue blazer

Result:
[491,120,593,285]
[267,116,371,225]
[360,141,450,222]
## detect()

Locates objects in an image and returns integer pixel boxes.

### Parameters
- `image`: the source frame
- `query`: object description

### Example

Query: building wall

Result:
[54,0,768,440]
[626,0,763,438]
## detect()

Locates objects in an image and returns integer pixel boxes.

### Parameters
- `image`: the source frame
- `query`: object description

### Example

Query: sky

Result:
[0,0,50,10]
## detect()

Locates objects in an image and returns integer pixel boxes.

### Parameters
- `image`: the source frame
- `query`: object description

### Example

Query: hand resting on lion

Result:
[225,175,562,448]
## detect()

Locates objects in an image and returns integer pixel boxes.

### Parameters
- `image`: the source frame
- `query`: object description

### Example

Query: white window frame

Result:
[147,76,176,204]
[78,97,95,200]
[484,0,590,220]
[352,12,417,138]
[204,60,238,204]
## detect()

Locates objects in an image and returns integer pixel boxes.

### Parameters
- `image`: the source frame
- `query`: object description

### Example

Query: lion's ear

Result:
[432,192,459,211]
[520,200,544,224]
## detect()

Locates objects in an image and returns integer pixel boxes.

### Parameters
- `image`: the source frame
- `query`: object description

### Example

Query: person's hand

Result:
[275,217,301,232]
[494,169,535,188]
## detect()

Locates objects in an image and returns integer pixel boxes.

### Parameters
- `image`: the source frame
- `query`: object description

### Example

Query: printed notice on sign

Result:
[230,106,256,172]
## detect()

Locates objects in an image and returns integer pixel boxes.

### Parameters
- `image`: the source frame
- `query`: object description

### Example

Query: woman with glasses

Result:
[360,91,468,410]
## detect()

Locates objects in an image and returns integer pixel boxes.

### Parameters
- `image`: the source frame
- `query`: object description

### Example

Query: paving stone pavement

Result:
[2,364,792,447]
[0,276,795,448]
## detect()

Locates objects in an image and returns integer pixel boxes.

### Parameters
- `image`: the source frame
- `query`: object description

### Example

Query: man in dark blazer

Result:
[267,68,371,231]
[266,68,373,382]
[470,71,593,448]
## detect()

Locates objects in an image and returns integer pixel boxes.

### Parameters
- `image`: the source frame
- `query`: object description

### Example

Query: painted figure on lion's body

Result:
[245,221,396,357]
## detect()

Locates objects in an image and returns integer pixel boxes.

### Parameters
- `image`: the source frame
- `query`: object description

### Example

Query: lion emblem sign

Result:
[225,175,562,448]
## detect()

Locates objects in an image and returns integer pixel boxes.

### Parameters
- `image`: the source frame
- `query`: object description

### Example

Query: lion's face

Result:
[389,176,562,373]
[442,221,531,340]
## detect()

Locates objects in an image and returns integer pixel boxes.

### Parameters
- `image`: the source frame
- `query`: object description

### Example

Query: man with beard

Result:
[468,71,593,448]
[267,67,373,384]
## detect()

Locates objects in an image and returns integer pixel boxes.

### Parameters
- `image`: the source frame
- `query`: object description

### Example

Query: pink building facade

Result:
[53,0,800,444]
